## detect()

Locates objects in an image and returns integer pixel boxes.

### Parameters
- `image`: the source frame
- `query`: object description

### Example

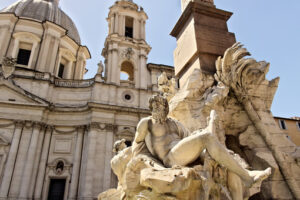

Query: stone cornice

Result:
[0,101,48,108]
[170,2,233,37]
[147,63,175,72]
[54,79,94,88]
[87,122,117,132]
[0,121,15,128]
[105,36,151,51]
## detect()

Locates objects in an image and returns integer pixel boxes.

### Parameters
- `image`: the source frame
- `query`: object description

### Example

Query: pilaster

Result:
[111,48,119,84]
[34,126,53,199]
[0,25,12,63]
[28,124,47,198]
[19,122,42,198]
[47,36,60,73]
[139,54,148,89]
[78,123,98,199]
[68,126,85,200]
[0,121,24,198]
[9,121,33,197]
[38,33,52,72]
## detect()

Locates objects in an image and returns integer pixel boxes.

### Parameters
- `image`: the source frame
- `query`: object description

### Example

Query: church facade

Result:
[0,0,174,199]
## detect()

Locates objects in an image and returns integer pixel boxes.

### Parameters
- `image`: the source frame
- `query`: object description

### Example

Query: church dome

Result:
[0,0,81,44]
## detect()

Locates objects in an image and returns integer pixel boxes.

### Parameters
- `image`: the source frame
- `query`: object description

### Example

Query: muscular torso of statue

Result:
[149,119,182,162]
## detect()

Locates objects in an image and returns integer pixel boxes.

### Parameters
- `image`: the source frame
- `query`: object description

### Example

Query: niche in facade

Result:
[125,17,133,38]
[120,61,134,81]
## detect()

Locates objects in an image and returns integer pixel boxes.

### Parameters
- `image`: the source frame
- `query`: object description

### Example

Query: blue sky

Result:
[1,0,299,118]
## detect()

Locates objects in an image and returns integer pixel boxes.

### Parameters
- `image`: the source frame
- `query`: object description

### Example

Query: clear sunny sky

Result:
[0,0,299,118]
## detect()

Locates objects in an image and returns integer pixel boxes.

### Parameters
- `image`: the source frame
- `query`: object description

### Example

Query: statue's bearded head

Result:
[149,95,169,123]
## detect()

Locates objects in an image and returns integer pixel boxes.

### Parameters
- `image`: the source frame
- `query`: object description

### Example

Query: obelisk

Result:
[171,0,236,87]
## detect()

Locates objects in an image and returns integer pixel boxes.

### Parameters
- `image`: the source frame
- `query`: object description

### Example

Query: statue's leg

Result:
[164,132,206,167]
[228,171,243,200]
[200,111,271,187]
[167,110,270,187]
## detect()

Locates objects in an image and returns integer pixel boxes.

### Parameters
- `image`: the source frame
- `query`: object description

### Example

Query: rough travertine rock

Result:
[98,43,299,200]
[169,43,300,199]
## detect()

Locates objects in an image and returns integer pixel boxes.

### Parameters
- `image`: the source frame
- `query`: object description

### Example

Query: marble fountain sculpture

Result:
[98,43,300,200]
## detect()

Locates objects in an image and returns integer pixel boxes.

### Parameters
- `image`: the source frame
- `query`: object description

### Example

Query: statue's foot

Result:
[246,167,272,187]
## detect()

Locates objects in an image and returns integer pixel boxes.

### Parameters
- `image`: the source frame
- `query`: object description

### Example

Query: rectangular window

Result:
[279,119,287,130]
[17,49,31,66]
[297,122,300,131]
[58,64,65,79]
[47,179,66,200]
[125,17,133,38]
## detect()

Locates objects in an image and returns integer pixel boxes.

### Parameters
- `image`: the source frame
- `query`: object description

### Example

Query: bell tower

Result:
[102,0,151,89]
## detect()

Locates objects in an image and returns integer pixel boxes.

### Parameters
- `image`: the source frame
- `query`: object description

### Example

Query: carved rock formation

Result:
[98,43,299,200]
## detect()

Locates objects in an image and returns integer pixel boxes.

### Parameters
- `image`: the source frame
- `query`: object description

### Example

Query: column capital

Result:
[77,125,86,131]
[45,125,54,131]
[32,122,43,129]
[87,123,117,132]
[88,122,99,130]
[14,120,25,128]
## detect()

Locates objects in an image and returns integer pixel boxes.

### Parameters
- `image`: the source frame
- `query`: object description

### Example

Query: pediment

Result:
[0,79,48,106]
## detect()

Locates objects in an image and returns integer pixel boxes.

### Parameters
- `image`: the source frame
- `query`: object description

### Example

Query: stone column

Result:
[29,125,46,198]
[79,123,98,199]
[114,14,119,34]
[65,60,73,79]
[38,33,52,72]
[34,126,53,199]
[48,37,60,74]
[107,49,113,83]
[103,130,114,191]
[19,122,42,198]
[110,15,115,34]
[68,126,85,200]
[133,19,139,39]
[141,21,146,40]
[0,121,23,198]
[111,48,119,84]
[120,15,125,36]
[74,56,84,79]
[151,70,158,91]
[0,25,10,62]
[54,52,62,76]
[28,42,38,69]
[11,38,19,58]
[9,122,33,197]
[139,54,147,89]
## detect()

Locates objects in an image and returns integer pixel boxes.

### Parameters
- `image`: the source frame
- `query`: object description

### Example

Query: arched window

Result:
[120,61,134,81]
